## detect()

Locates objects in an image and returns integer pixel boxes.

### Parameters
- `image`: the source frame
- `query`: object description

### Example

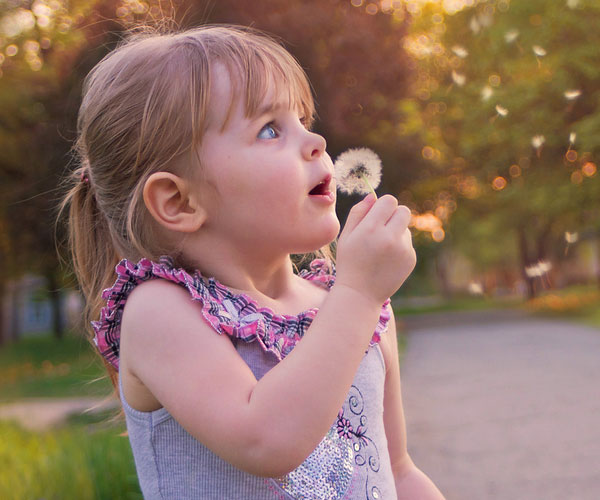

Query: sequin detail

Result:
[273,428,355,500]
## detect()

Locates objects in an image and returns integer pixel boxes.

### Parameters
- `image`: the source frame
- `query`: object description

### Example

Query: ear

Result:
[142,172,206,233]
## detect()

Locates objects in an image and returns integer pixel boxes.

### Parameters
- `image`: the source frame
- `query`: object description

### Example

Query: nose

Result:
[302,131,327,161]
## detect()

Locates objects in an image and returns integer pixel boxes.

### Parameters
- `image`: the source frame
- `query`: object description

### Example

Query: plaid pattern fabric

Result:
[91,256,391,371]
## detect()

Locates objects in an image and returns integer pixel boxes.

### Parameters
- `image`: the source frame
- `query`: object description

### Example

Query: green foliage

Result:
[405,0,600,280]
[0,420,141,500]
[0,334,113,402]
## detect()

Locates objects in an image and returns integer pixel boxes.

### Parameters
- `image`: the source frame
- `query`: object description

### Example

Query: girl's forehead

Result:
[207,63,301,133]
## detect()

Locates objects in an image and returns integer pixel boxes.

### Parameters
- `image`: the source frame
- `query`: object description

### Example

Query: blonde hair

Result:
[58,24,334,388]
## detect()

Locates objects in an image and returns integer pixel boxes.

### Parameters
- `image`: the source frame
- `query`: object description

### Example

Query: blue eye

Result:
[258,122,279,140]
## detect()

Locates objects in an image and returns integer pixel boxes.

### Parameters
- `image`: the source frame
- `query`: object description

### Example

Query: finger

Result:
[385,205,412,230]
[342,193,377,234]
[359,194,398,227]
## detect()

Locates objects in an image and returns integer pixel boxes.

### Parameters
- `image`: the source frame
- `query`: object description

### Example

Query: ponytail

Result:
[57,160,120,388]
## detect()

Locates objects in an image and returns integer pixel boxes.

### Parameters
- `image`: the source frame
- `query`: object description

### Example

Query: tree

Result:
[0,0,124,340]
[402,0,600,297]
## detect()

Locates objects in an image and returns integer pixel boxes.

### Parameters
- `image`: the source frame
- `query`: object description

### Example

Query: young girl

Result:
[60,25,445,500]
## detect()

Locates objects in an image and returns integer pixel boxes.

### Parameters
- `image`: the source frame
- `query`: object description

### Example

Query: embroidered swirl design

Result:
[336,385,381,499]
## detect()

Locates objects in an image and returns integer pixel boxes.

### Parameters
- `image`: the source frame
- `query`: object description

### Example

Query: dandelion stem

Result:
[359,172,377,199]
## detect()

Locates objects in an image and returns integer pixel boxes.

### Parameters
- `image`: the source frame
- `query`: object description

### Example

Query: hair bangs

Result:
[246,50,315,127]
[214,36,315,132]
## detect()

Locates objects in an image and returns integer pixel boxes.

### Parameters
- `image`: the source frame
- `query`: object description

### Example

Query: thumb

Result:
[342,193,376,234]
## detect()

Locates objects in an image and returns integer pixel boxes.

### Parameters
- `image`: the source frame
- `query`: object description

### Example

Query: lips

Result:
[309,174,332,195]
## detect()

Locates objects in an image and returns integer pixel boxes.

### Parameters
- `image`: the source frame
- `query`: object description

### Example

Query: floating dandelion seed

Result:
[481,86,493,101]
[565,231,578,256]
[525,265,540,278]
[525,260,552,279]
[564,89,582,100]
[532,45,547,57]
[567,132,577,156]
[538,260,552,274]
[531,135,545,149]
[567,0,580,8]
[505,29,519,43]
[451,70,466,86]
[495,104,508,117]
[532,135,545,157]
[469,16,480,34]
[468,282,484,296]
[565,232,579,244]
[334,147,382,197]
[451,45,468,58]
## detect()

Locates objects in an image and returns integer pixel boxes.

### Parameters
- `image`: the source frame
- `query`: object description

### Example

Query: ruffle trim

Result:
[92,256,392,371]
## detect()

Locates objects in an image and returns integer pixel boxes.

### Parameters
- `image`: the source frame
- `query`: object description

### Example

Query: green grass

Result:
[580,308,600,328]
[0,417,141,500]
[0,334,140,498]
[393,294,521,316]
[0,333,113,402]
[392,284,600,329]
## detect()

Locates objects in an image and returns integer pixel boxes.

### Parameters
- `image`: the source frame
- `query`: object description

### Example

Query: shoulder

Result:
[123,277,190,316]
[120,278,219,375]
[122,278,191,332]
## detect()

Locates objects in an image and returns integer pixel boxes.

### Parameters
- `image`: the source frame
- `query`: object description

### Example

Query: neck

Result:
[183,240,297,301]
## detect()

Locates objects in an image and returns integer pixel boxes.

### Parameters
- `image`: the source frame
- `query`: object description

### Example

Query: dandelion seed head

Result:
[452,70,466,86]
[495,104,508,117]
[532,45,547,57]
[334,147,382,195]
[564,89,582,100]
[505,29,519,43]
[569,132,576,144]
[531,135,546,149]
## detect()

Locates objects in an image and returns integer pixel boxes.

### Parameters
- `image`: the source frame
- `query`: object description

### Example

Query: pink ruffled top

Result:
[92,255,392,371]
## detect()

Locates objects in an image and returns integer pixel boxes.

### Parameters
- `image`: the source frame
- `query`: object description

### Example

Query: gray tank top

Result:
[94,256,398,499]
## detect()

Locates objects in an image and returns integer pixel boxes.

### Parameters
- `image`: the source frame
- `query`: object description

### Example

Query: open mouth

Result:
[309,174,332,195]
[309,182,329,195]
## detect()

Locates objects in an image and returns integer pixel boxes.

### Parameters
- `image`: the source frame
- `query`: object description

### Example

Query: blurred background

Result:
[0,0,599,498]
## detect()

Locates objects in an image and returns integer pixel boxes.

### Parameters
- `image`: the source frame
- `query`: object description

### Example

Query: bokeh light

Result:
[492,176,507,191]
[582,162,597,177]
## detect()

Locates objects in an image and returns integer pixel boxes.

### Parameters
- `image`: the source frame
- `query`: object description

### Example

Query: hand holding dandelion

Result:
[334,147,382,199]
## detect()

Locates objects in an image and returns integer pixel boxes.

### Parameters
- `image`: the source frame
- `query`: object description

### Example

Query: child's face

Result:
[195,64,340,256]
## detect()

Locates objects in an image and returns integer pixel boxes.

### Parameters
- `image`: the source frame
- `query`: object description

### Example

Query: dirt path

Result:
[0,396,119,430]
[400,310,600,500]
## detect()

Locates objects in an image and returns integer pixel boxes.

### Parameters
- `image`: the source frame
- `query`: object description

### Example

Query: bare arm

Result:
[380,313,446,499]
[121,194,416,477]
[123,279,383,477]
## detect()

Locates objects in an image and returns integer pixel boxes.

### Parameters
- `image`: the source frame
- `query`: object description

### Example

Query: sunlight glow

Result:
[0,9,36,38]
[410,212,446,241]
[389,0,478,17]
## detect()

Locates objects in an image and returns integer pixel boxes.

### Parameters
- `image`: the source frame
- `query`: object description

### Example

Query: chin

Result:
[294,221,340,254]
